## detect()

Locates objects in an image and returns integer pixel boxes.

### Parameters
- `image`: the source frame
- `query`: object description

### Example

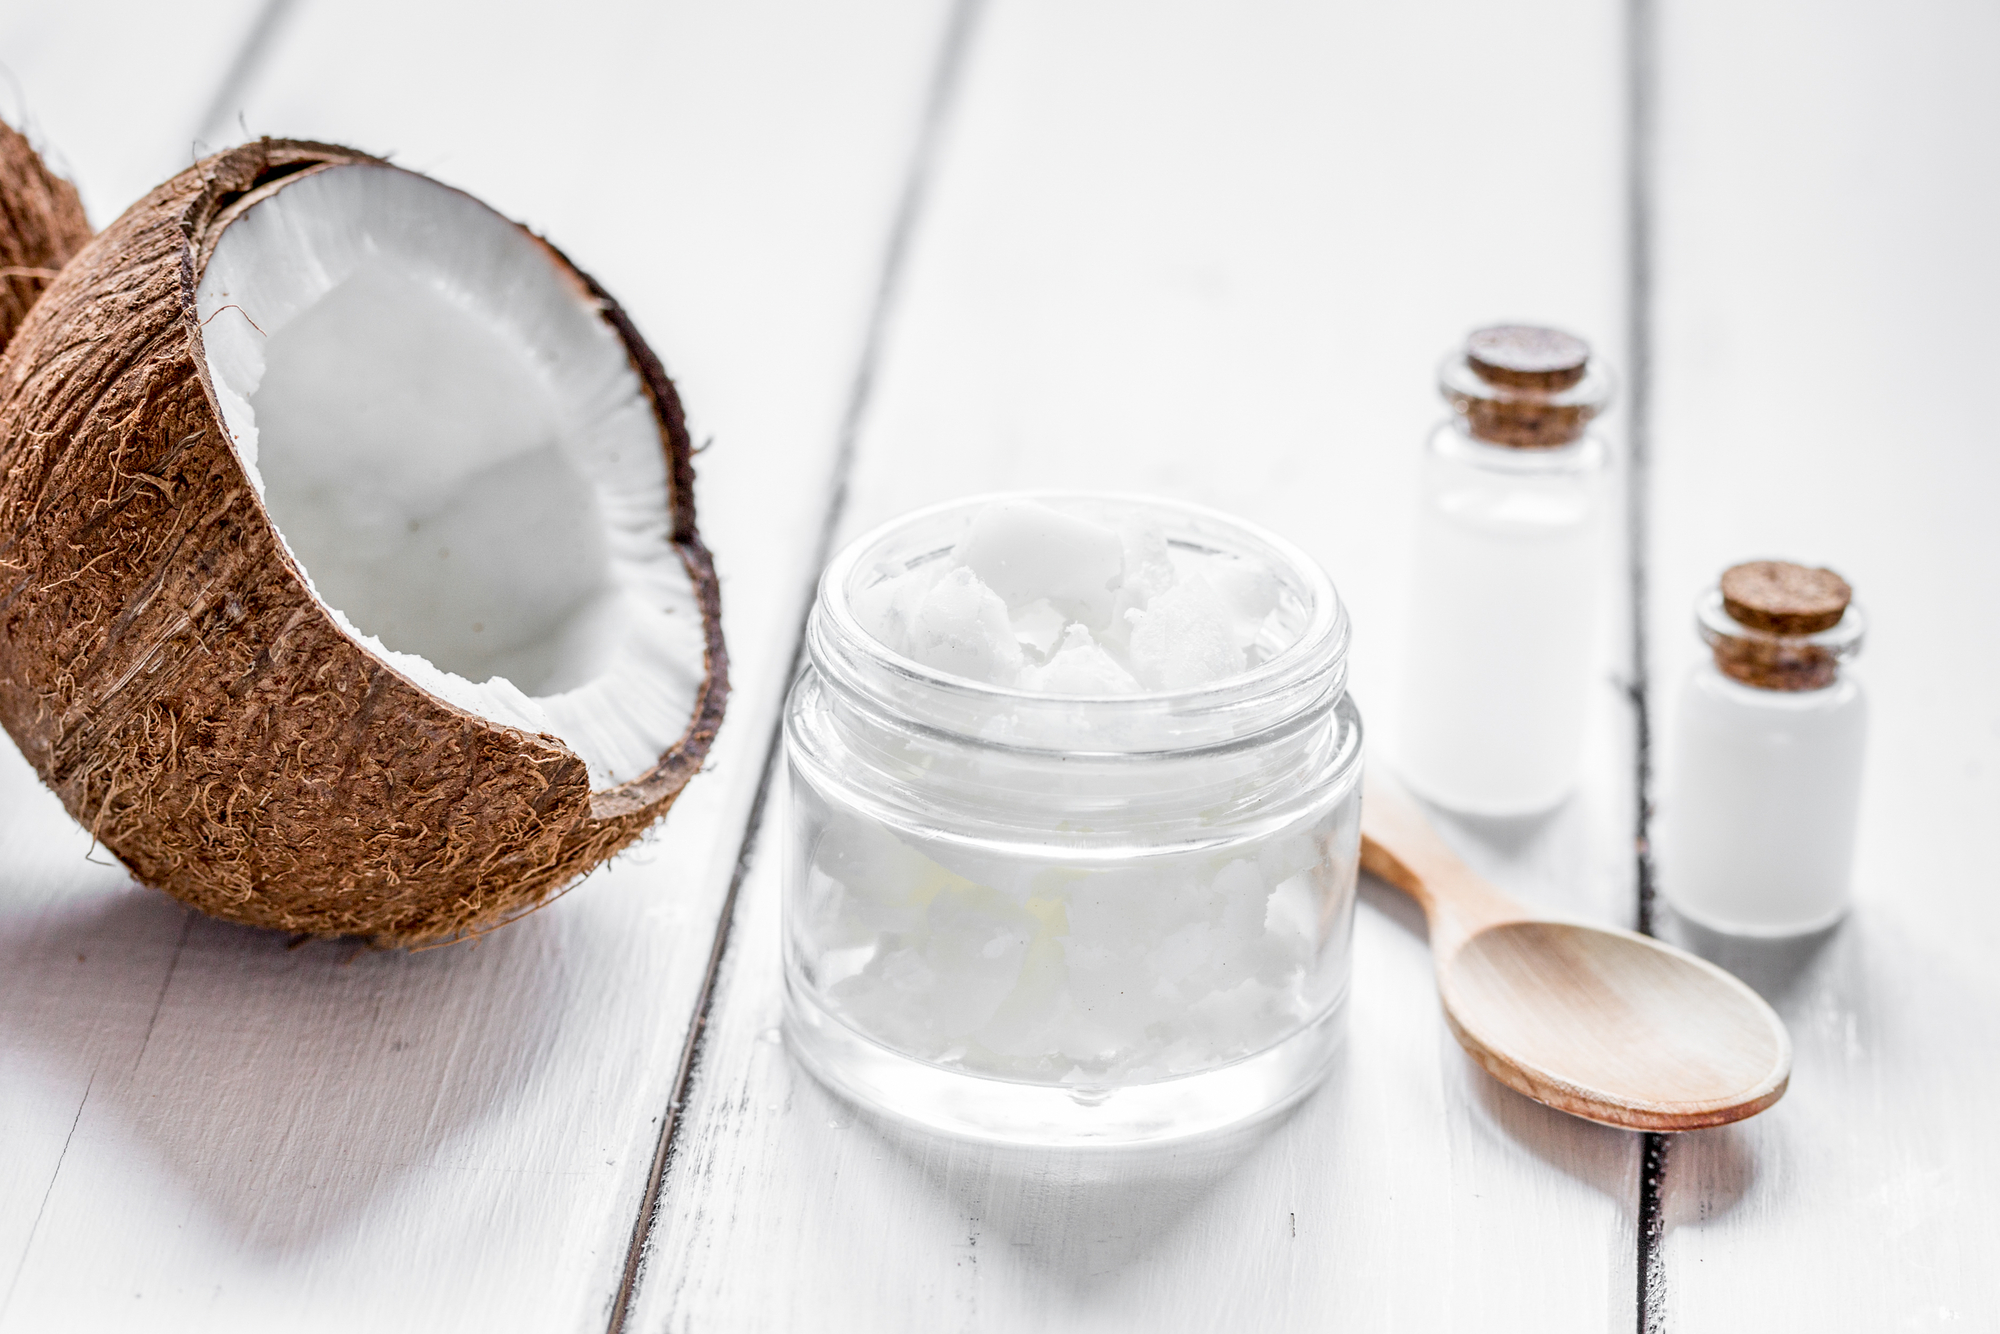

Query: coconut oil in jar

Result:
[783,494,1362,1145]
[1661,561,1868,935]
[1397,326,1614,815]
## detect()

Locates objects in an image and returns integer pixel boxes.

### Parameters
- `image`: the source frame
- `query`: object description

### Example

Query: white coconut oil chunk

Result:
[855,498,1292,693]
[195,163,705,787]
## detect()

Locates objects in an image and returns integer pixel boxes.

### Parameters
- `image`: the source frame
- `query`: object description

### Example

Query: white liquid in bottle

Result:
[1396,326,1613,816]
[1661,564,1868,936]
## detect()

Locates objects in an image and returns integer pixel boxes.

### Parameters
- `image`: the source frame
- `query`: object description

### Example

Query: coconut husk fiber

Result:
[0,140,727,946]
[0,117,92,355]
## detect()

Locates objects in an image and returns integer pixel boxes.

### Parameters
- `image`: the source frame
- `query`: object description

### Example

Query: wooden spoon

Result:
[1360,769,1791,1131]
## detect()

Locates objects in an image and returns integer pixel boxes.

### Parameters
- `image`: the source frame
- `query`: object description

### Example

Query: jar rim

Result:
[810,491,1350,751]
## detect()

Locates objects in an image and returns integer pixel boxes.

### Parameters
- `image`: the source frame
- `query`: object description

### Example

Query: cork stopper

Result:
[1466,326,1590,391]
[1703,561,1860,691]
[1719,561,1852,635]
[1440,324,1612,448]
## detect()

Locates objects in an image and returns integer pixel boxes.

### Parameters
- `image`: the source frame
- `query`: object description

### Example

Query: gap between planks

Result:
[1623,0,1672,1329]
[602,2,991,1330]
[191,0,305,151]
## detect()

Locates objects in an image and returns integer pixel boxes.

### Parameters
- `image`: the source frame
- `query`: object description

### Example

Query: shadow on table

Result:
[1419,796,1617,923]
[818,1051,1323,1295]
[0,868,583,1258]
[1653,904,1999,1245]
[1650,906,1845,1232]
[1657,904,1843,1009]
[1426,802,1564,861]
[1359,876,1760,1227]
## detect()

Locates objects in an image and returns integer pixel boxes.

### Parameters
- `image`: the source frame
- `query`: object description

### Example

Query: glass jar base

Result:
[783,980,1347,1147]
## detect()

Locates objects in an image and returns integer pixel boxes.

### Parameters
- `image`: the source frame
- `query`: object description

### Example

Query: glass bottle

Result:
[1661,561,1868,935]
[1396,325,1615,815]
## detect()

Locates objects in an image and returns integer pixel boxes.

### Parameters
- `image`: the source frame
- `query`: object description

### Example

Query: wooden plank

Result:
[0,2,951,1330]
[1649,0,2000,1324]
[638,1,1649,1328]
[0,0,272,224]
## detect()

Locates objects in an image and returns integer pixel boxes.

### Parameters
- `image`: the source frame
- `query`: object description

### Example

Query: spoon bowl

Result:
[1442,920,1789,1130]
[1362,770,1791,1131]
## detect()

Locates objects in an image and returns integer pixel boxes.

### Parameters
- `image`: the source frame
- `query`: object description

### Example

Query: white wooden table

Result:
[1,2,1993,1330]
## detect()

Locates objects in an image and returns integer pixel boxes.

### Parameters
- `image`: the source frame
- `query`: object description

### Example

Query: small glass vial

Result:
[783,493,1363,1145]
[1661,561,1868,935]
[1396,325,1615,815]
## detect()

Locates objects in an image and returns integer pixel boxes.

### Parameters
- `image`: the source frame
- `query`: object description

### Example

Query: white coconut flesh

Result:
[195,163,705,788]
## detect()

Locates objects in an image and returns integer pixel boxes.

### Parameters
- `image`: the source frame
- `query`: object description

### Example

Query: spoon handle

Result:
[1359,767,1531,960]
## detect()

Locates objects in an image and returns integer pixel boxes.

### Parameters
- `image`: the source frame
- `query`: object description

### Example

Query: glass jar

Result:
[1396,326,1614,815]
[1661,563,1868,935]
[782,493,1363,1145]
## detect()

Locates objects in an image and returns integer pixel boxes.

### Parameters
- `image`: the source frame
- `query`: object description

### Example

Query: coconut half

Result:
[0,117,92,353]
[0,141,727,945]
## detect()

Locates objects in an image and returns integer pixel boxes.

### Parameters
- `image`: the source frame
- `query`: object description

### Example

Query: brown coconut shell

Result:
[0,118,93,356]
[0,140,727,946]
